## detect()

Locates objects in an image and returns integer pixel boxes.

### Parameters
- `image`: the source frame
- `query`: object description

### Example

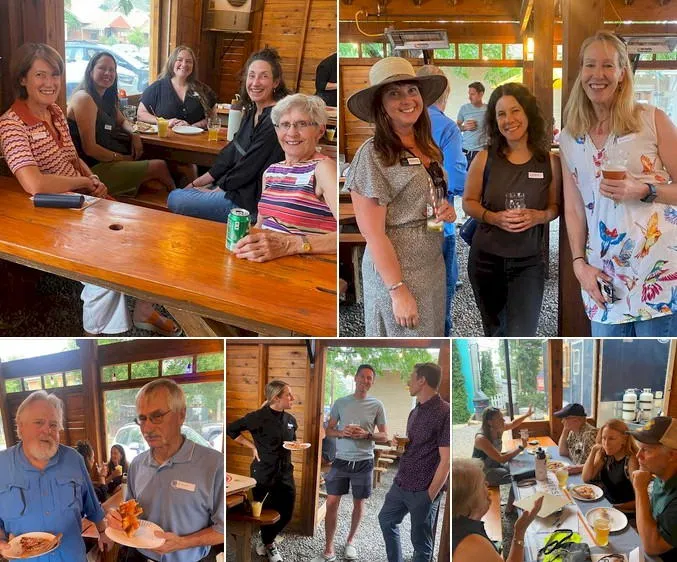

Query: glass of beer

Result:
[157,116,169,138]
[602,146,627,180]
[555,467,568,488]
[519,428,529,447]
[208,117,221,142]
[594,515,610,547]
[505,192,527,210]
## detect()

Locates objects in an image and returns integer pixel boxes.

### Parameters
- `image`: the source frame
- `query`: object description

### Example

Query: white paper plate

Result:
[173,125,203,135]
[570,483,604,501]
[514,492,570,518]
[585,507,628,532]
[283,441,311,451]
[4,532,59,559]
[105,520,165,549]
[134,124,158,134]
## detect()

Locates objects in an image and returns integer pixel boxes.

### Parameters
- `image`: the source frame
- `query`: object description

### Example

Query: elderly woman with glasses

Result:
[453,458,543,560]
[346,57,456,337]
[232,93,337,262]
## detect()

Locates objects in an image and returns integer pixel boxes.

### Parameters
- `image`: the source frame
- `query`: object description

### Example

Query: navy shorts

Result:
[325,458,374,499]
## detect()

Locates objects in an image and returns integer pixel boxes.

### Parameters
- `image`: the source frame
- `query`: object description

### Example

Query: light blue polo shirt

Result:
[127,436,224,562]
[456,102,488,151]
[331,394,387,462]
[0,443,105,562]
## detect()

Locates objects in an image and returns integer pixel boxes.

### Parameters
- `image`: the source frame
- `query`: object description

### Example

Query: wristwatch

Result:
[641,182,657,203]
[367,432,373,440]
[300,235,312,253]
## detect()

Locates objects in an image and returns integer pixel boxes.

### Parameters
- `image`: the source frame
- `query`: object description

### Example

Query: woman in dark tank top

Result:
[462,82,561,336]
[582,418,638,511]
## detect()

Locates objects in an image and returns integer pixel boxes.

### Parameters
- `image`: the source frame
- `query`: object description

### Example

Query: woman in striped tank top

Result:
[233,93,337,261]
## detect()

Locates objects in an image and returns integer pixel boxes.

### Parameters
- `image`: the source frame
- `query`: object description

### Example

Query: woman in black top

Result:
[452,458,542,561]
[67,52,175,196]
[167,47,288,222]
[462,82,561,336]
[226,380,297,562]
[582,418,638,510]
[104,444,128,493]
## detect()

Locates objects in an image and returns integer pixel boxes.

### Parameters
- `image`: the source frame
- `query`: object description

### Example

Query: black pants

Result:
[254,471,296,546]
[464,149,479,168]
[123,547,217,562]
[468,246,544,336]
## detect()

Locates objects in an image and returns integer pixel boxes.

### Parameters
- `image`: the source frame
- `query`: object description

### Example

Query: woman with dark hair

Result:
[67,51,174,196]
[226,380,297,562]
[75,440,108,502]
[472,406,532,485]
[462,82,561,336]
[345,57,456,336]
[104,444,128,492]
[167,47,289,222]
[137,45,217,130]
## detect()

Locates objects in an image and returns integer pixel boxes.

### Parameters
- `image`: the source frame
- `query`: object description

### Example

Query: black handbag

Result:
[459,153,492,246]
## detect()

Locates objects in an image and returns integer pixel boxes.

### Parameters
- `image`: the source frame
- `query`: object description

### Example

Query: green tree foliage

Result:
[452,341,470,424]
[479,351,497,397]
[509,340,547,412]
[482,67,522,88]
[128,27,146,48]
[458,43,479,59]
[482,44,502,60]
[339,43,359,58]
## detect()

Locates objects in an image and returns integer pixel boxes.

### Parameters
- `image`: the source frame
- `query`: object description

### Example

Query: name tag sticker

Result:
[31,132,47,140]
[172,480,196,492]
[617,134,637,144]
[528,171,544,179]
[104,124,113,131]
[400,157,421,166]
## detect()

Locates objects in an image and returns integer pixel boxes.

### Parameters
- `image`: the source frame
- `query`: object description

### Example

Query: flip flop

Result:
[133,310,182,337]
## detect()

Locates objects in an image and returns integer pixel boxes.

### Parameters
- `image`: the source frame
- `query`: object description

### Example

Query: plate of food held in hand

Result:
[283,441,311,451]
[105,499,165,549]
[570,483,604,501]
[546,460,569,471]
[3,532,61,559]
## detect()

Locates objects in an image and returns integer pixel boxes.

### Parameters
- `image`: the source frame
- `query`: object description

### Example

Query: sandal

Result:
[133,310,182,337]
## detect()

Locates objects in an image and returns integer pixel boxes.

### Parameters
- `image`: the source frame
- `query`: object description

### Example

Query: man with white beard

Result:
[0,391,109,561]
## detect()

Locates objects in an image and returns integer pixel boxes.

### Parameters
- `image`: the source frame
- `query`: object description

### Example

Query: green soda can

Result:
[226,208,250,251]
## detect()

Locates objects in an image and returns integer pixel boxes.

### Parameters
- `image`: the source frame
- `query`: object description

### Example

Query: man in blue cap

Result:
[554,403,597,474]
[628,416,677,561]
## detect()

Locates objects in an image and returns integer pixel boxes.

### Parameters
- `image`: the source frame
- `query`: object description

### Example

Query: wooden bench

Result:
[118,186,170,211]
[373,466,387,488]
[481,486,503,543]
[227,507,281,562]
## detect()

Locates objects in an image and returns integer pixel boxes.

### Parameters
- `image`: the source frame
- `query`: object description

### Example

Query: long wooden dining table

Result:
[0,177,337,336]
[138,128,227,167]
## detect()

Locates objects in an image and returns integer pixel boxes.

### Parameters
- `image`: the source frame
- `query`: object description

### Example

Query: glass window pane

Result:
[505,340,548,419]
[131,360,159,379]
[506,44,523,60]
[639,53,653,61]
[5,379,22,394]
[0,339,77,361]
[43,373,64,389]
[562,340,596,416]
[362,43,384,58]
[434,44,456,59]
[458,44,479,59]
[182,382,224,451]
[482,44,502,60]
[656,52,677,61]
[23,376,43,391]
[102,364,129,382]
[634,70,677,124]
[339,43,359,58]
[0,410,5,451]
[196,353,224,372]
[162,357,193,376]
[104,388,143,460]
[65,370,82,386]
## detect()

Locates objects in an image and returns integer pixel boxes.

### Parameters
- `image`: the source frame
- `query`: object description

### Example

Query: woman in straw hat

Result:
[345,57,456,336]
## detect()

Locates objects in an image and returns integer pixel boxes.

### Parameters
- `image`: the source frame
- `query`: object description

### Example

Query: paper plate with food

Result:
[546,460,569,471]
[3,532,61,559]
[585,507,628,532]
[133,122,158,134]
[105,499,165,549]
[570,483,604,501]
[283,441,311,451]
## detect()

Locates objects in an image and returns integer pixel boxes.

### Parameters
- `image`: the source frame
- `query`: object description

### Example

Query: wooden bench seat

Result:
[118,187,170,211]
[227,507,281,562]
[481,486,503,543]
[377,457,394,465]
[373,466,387,488]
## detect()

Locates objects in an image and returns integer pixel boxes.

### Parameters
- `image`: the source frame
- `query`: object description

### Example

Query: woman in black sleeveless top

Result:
[453,458,543,561]
[462,83,561,336]
[582,418,638,511]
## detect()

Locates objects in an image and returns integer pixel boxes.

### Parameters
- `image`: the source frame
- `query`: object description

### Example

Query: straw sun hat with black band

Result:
[346,57,448,123]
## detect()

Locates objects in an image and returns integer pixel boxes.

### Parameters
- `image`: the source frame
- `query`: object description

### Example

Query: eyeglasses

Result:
[134,410,171,425]
[274,120,318,131]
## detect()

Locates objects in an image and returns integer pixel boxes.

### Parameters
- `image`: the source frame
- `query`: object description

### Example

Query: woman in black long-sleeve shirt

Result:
[227,379,297,562]
[167,47,289,223]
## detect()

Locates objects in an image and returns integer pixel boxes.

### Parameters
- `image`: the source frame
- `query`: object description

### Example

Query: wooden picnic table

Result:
[0,177,337,336]
[226,472,259,562]
[139,129,227,167]
[226,472,257,497]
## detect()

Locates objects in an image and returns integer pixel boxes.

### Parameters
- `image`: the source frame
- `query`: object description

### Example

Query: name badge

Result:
[171,480,196,492]
[104,124,113,131]
[31,131,47,140]
[528,171,544,179]
[400,157,421,166]
[616,133,637,144]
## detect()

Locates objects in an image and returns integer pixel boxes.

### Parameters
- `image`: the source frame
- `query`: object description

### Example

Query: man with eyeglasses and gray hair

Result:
[107,379,224,562]
[0,390,110,560]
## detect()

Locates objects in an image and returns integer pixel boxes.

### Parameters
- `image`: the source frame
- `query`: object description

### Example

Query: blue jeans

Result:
[443,231,458,337]
[378,483,442,562]
[591,313,677,336]
[167,186,238,223]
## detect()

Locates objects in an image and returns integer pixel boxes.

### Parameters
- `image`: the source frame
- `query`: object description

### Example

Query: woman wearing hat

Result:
[345,57,456,336]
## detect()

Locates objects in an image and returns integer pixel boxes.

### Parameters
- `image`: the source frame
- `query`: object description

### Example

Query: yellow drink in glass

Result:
[594,517,610,546]
[556,468,568,488]
[251,501,263,517]
[208,117,221,141]
[157,117,169,137]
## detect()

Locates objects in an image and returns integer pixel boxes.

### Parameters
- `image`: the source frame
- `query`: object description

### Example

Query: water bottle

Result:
[227,96,243,141]
[121,473,128,499]
[535,447,547,481]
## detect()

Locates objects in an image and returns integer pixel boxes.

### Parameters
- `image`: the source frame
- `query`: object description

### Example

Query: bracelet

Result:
[572,256,586,264]
[481,209,488,223]
[514,537,525,546]
[388,281,405,292]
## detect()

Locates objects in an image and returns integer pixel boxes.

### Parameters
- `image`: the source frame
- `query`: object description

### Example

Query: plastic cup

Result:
[208,118,221,142]
[251,501,263,517]
[594,517,610,546]
[602,167,626,180]
[505,192,526,210]
[556,468,568,488]
[157,117,169,138]
[325,127,336,142]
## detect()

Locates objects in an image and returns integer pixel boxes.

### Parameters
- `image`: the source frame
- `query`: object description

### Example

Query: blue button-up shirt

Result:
[0,443,105,562]
[128,437,224,562]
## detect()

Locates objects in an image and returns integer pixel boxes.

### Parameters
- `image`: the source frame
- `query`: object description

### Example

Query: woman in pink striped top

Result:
[233,94,337,262]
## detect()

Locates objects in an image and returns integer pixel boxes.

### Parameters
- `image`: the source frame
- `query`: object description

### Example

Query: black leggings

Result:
[254,471,296,546]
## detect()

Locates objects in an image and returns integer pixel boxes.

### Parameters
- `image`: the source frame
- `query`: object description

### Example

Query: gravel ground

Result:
[339,200,560,337]
[226,465,446,562]
[0,270,181,336]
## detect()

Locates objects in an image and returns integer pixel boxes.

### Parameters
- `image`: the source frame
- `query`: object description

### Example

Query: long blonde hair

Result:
[597,418,638,458]
[563,30,643,138]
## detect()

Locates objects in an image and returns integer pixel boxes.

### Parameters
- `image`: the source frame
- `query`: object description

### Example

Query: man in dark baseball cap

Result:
[554,403,597,475]
[628,416,677,560]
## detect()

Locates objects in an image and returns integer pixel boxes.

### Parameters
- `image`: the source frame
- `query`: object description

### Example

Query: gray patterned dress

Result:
[346,138,445,336]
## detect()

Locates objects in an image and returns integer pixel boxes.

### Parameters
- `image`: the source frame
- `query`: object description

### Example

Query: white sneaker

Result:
[311,554,336,562]
[344,544,357,560]
[266,544,283,562]
[256,538,266,556]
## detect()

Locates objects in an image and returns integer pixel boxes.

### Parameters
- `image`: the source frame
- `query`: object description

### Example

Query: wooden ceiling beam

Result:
[519,0,534,36]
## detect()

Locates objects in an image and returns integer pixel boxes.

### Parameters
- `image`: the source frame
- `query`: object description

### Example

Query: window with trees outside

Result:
[563,339,597,418]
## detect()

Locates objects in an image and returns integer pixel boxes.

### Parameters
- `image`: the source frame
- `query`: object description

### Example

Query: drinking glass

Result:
[602,145,628,180]
[208,117,221,142]
[519,428,529,447]
[123,104,137,124]
[505,192,526,210]
[426,164,447,232]
[157,117,169,138]
[556,468,568,488]
[594,516,610,547]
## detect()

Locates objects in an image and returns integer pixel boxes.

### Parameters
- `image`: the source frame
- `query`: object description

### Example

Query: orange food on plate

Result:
[573,485,596,499]
[119,499,144,537]
[20,536,52,555]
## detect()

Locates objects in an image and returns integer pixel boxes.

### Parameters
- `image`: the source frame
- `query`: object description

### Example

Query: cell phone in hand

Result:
[597,277,615,306]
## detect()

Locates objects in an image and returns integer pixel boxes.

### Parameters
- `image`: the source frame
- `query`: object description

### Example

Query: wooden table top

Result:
[139,129,227,155]
[0,178,337,335]
[226,472,257,496]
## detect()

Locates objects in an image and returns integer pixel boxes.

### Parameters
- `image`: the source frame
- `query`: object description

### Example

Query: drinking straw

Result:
[261,492,269,505]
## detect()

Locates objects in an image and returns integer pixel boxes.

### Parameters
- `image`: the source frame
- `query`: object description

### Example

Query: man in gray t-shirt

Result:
[312,365,388,562]
[456,81,488,167]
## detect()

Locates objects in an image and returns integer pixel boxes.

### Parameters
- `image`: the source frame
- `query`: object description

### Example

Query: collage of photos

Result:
[0,0,676,561]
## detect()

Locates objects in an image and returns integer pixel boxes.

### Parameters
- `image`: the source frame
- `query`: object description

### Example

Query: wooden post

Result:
[0,360,16,448]
[78,339,105,463]
[437,341,450,562]
[548,339,564,441]
[559,0,605,336]
[533,0,554,139]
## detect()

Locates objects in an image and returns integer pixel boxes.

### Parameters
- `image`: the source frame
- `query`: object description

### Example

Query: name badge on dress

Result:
[31,131,47,140]
[616,133,637,144]
[104,124,113,131]
[400,157,421,166]
[171,480,196,492]
[528,171,544,179]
